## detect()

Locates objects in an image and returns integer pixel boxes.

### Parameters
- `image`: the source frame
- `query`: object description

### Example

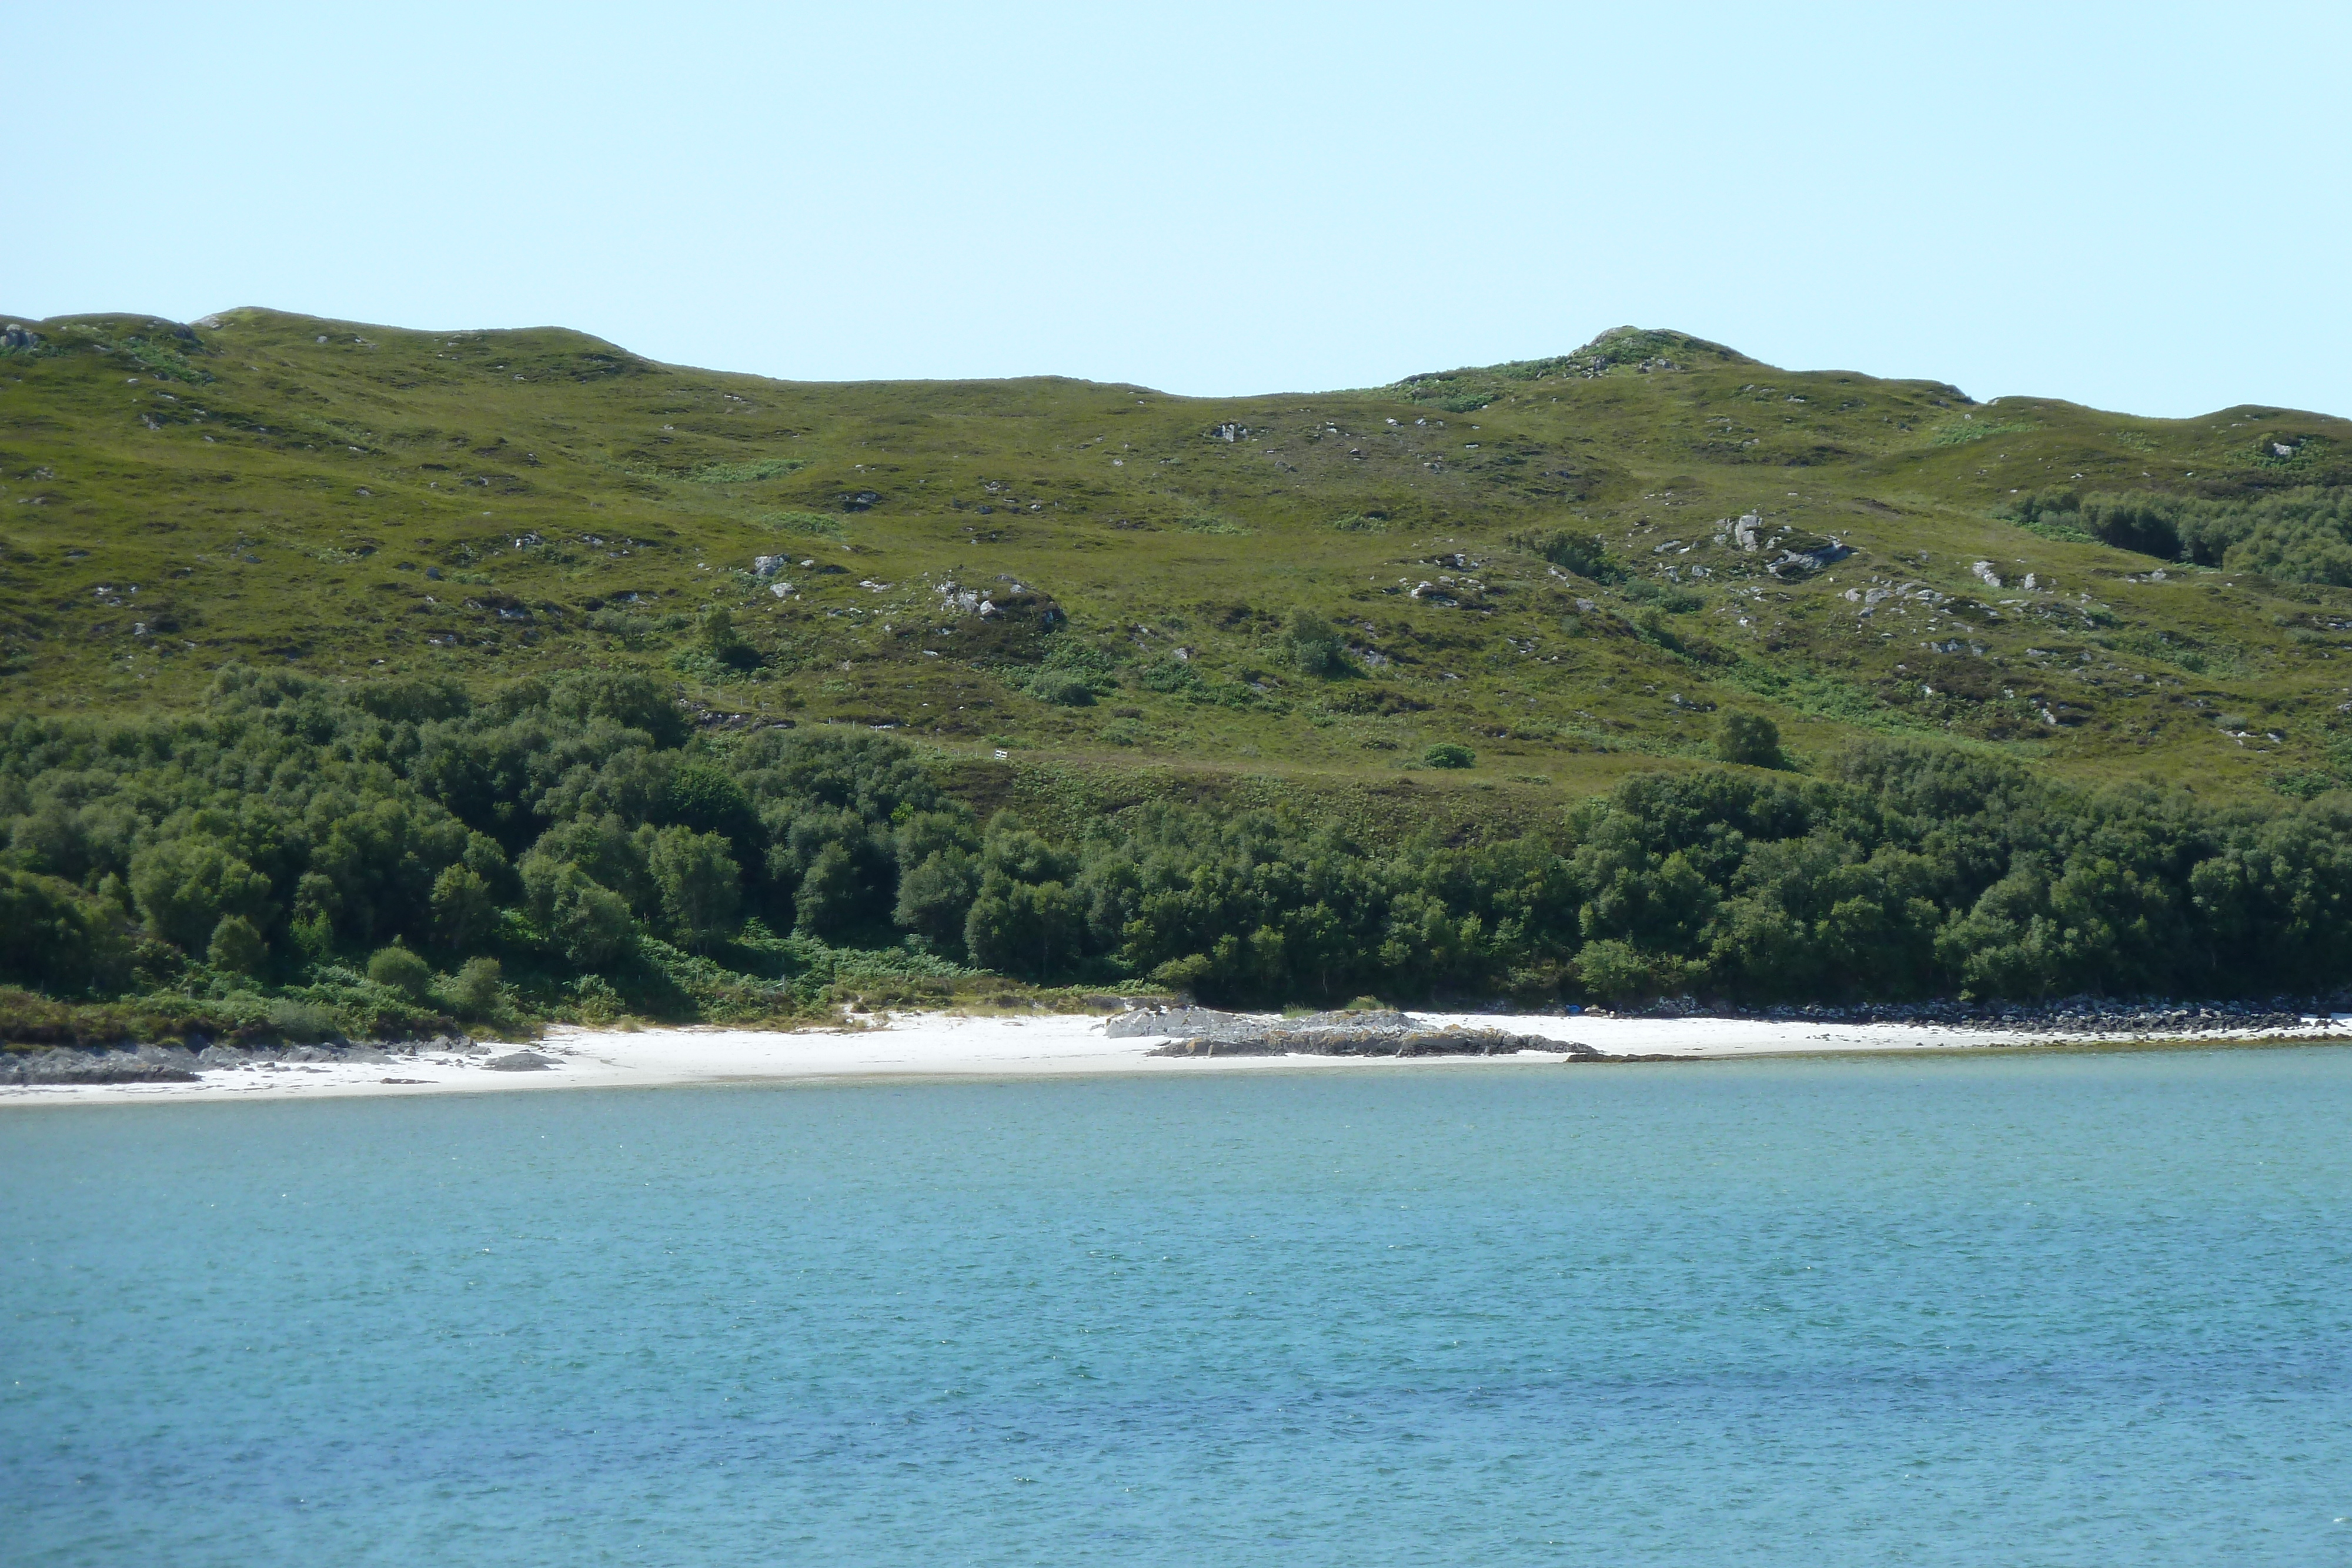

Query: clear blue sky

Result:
[10,3,2347,418]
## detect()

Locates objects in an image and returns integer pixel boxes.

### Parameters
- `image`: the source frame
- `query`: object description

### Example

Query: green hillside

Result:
[8,307,2352,1037]
[6,308,2349,800]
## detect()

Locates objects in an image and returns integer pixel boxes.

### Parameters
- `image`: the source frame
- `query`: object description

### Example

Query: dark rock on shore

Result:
[2,1044,202,1084]
[1151,1024,1596,1059]
[2,1035,482,1086]
[1133,1008,1601,1059]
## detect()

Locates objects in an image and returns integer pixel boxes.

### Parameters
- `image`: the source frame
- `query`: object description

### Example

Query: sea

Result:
[5,1048,2350,1566]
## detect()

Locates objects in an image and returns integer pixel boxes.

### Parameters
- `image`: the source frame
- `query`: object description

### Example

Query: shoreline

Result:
[4,1008,2349,1109]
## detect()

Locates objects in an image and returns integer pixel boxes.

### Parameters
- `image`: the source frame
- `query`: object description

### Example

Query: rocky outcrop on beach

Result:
[1104,1006,1253,1039]
[2,1035,483,1086]
[1134,1008,1601,1059]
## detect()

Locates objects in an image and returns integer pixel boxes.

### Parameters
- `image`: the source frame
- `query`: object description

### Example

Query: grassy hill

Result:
[8,307,2351,814]
[9,307,2352,1037]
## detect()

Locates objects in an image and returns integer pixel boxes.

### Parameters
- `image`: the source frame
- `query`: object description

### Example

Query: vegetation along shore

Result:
[5,309,2352,1054]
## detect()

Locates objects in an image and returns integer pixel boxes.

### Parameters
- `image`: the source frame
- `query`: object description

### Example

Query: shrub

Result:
[649,825,741,951]
[0,871,131,995]
[697,607,760,671]
[894,848,980,950]
[129,840,273,952]
[1027,671,1096,706]
[1716,711,1785,768]
[572,974,624,1025]
[1527,530,1626,583]
[964,877,1087,978]
[1423,743,1476,769]
[692,457,805,484]
[367,942,433,999]
[267,998,342,1043]
[1573,938,1692,1004]
[429,864,496,950]
[207,915,268,977]
[447,956,505,1018]
[1285,610,1348,676]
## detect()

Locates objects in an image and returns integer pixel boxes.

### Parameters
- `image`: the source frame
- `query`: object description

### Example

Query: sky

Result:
[8,2,2348,418]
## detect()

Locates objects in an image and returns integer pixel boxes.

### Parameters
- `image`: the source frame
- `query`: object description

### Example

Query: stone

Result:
[3,1045,199,1084]
[1104,1005,1249,1039]
[483,1050,556,1072]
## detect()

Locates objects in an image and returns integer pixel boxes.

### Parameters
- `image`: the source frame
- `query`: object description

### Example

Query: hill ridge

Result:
[3,304,2351,804]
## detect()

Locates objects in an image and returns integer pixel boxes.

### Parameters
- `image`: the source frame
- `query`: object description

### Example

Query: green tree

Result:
[1532,531,1626,582]
[893,848,979,949]
[649,825,741,951]
[429,864,496,951]
[367,941,433,999]
[520,855,640,966]
[129,840,274,951]
[447,956,505,1018]
[207,914,268,977]
[699,607,760,670]
[0,871,131,995]
[964,875,1087,978]
[1717,711,1785,768]
[794,841,864,939]
[1424,742,1475,769]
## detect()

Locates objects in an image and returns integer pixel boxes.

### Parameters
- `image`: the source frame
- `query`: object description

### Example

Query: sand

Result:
[5,1007,2347,1110]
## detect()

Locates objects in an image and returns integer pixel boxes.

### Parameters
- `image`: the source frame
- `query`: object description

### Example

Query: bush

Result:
[266,998,342,1043]
[1423,743,1476,769]
[207,915,268,977]
[1527,530,1626,583]
[446,956,505,1018]
[894,848,980,950]
[1285,609,1348,676]
[649,825,741,951]
[1573,938,1692,1004]
[367,942,433,998]
[964,877,1087,978]
[572,974,624,1025]
[0,871,131,995]
[1026,671,1096,706]
[697,607,760,671]
[129,840,273,952]
[1716,711,1785,768]
[429,864,496,951]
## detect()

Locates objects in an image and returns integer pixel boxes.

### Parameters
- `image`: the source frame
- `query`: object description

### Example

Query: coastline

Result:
[5,1007,2349,1109]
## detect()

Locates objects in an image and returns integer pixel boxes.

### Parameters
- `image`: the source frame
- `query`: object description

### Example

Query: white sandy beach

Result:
[5,1008,2348,1109]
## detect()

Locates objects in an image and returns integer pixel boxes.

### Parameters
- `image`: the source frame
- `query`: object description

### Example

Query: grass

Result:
[692,457,807,483]
[2,306,2350,811]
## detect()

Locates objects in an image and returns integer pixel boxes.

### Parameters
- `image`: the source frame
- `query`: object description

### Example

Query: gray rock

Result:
[483,1051,556,1072]
[1104,1006,1250,1039]
[4,1046,200,1085]
[1151,1026,1597,1059]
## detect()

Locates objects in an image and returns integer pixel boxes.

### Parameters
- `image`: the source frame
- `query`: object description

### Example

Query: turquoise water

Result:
[5,1051,2351,1566]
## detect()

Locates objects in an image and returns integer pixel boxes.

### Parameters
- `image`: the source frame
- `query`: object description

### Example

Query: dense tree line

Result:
[5,666,2352,1031]
[2014,485,2352,584]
